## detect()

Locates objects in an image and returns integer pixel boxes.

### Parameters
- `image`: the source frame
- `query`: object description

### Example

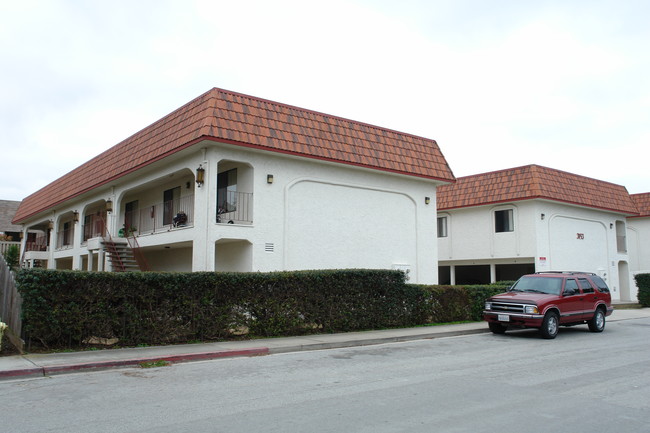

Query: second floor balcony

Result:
[25,234,48,252]
[217,191,253,224]
[126,195,195,235]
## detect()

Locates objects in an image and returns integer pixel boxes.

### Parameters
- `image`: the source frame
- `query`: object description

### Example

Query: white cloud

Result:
[0,0,648,201]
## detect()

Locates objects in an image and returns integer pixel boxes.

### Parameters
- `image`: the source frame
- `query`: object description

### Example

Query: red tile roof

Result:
[437,164,638,215]
[630,193,650,218]
[14,88,454,223]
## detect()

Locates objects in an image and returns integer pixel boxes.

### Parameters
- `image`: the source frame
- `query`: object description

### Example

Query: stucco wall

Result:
[22,140,441,283]
[438,202,538,261]
[200,143,439,283]
[438,199,632,300]
[285,180,418,273]
[627,217,650,302]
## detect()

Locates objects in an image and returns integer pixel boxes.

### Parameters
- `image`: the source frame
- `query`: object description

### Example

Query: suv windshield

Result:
[510,276,563,295]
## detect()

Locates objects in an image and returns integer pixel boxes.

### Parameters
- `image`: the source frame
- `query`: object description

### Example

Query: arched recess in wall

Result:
[618,261,631,302]
[284,179,418,272]
[215,238,252,272]
[215,160,254,225]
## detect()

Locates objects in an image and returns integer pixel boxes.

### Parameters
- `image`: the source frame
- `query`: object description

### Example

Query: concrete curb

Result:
[1,328,487,380]
[2,309,648,381]
[0,347,269,380]
[267,327,489,354]
[0,366,44,380]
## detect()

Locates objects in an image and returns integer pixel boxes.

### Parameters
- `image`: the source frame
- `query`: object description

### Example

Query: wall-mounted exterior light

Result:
[48,220,54,230]
[73,211,79,223]
[267,174,274,184]
[105,199,113,213]
[541,213,545,220]
[425,197,431,205]
[196,165,205,187]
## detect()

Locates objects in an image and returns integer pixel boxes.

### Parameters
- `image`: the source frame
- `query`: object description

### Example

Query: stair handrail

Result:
[98,215,127,272]
[125,233,150,272]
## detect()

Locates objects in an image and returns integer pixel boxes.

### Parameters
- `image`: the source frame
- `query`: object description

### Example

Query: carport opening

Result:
[496,264,535,282]
[455,265,490,285]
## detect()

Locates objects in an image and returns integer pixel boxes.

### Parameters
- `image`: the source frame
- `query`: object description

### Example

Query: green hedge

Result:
[16,269,510,350]
[416,284,506,322]
[16,269,419,348]
[635,273,650,307]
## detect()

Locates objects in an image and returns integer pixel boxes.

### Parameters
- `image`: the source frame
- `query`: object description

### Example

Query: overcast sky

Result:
[1,0,648,202]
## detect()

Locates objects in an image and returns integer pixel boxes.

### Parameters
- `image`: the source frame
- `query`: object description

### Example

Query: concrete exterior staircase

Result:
[102,239,141,272]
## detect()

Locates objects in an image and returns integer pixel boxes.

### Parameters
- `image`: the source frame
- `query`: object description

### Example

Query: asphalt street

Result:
[1,313,649,433]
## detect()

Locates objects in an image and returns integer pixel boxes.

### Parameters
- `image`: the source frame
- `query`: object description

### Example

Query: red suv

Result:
[483,272,613,339]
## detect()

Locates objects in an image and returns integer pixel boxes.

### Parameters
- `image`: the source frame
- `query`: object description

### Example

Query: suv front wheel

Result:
[489,322,507,334]
[540,311,559,339]
[588,308,606,333]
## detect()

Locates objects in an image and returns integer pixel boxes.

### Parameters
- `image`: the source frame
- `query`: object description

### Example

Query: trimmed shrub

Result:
[16,268,420,349]
[2,245,19,269]
[16,268,511,351]
[635,273,650,307]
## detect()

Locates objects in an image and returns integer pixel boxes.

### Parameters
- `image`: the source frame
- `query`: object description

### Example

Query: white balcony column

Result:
[87,251,93,271]
[97,249,105,272]
[71,216,83,270]
[192,159,214,271]
[107,198,118,238]
[19,226,28,266]
[47,224,56,269]
[490,263,497,284]
[450,265,456,285]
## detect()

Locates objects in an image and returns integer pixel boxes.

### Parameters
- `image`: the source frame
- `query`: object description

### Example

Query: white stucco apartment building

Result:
[628,193,650,292]
[12,88,455,284]
[436,165,641,302]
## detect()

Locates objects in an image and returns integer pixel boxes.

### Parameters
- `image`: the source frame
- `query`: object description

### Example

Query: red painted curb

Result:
[42,347,270,375]
[1,347,269,379]
[0,367,44,379]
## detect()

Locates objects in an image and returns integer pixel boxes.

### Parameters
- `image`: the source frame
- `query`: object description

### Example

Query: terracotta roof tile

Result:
[630,193,650,218]
[438,164,638,215]
[14,88,454,223]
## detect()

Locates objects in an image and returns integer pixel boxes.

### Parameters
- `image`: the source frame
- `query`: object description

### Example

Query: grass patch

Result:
[139,360,171,368]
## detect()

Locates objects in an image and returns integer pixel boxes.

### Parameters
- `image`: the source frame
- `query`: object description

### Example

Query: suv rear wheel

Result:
[588,308,606,333]
[540,311,559,339]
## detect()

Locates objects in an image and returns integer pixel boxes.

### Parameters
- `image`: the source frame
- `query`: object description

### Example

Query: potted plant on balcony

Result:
[119,224,138,237]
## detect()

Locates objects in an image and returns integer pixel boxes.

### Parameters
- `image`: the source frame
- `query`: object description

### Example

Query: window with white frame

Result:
[437,216,448,238]
[494,209,514,233]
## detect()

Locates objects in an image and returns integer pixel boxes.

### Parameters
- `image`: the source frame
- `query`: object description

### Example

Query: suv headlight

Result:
[524,305,540,314]
[485,302,492,310]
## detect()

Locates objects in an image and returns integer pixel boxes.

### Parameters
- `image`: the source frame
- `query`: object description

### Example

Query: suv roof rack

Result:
[534,271,596,276]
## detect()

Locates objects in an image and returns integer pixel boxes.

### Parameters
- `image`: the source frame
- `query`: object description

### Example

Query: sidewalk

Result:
[2,308,649,381]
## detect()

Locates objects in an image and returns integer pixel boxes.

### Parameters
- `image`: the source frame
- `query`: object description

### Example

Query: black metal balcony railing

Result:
[57,228,73,249]
[83,218,106,242]
[217,191,252,224]
[25,235,48,252]
[127,195,195,235]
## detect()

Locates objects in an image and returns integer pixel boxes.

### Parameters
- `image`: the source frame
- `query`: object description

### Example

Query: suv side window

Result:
[578,278,594,293]
[590,275,611,293]
[564,278,579,295]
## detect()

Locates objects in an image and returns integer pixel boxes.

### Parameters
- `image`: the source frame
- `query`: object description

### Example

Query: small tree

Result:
[635,273,650,307]
[3,245,19,269]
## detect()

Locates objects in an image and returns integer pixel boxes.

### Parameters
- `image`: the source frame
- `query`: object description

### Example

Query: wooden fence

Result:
[0,240,20,255]
[0,255,22,351]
